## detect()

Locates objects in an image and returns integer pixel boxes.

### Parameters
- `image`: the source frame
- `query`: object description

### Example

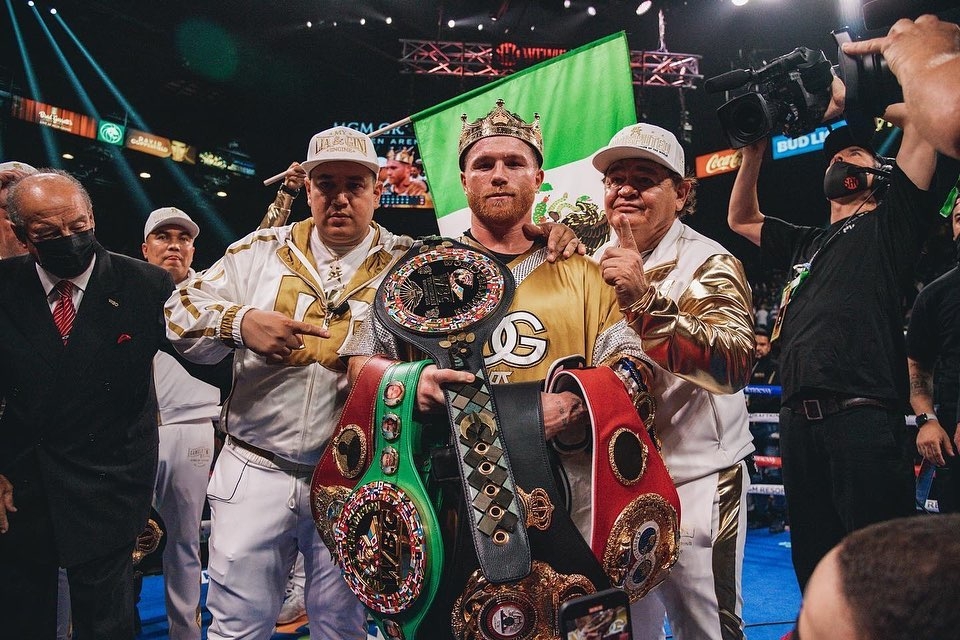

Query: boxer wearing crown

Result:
[337,100,681,640]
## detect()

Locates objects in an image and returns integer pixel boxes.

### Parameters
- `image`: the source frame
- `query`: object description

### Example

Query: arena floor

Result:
[134,527,802,640]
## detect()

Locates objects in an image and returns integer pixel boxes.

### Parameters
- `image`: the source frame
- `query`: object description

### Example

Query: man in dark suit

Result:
[0,170,173,639]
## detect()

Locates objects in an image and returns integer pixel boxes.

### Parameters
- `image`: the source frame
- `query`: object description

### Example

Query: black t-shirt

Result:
[906,264,960,424]
[760,166,937,404]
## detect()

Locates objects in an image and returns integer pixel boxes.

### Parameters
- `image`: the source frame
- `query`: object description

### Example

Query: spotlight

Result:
[587,6,597,16]
[27,1,34,6]
[49,7,56,14]
[448,19,455,27]
[332,21,338,26]
[306,21,312,28]
[636,1,652,15]
[62,153,74,160]
[731,0,749,5]
[563,0,571,7]
[216,191,228,198]
[139,172,151,179]
[385,16,392,24]
[530,25,536,31]
[359,18,366,25]
[477,23,483,30]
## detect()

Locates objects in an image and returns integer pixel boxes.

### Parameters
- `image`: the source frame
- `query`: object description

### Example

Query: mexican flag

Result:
[411,32,636,254]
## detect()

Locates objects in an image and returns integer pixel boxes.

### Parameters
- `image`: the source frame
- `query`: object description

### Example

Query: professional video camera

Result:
[707,29,905,149]
[706,47,834,149]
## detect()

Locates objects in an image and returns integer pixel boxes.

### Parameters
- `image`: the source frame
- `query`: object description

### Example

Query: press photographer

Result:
[725,50,939,592]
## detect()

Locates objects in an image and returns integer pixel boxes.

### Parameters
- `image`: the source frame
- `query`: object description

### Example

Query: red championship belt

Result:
[549,366,681,602]
[311,355,395,555]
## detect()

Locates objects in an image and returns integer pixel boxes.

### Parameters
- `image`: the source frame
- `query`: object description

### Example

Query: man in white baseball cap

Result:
[0,161,37,259]
[163,125,405,639]
[143,207,200,241]
[143,207,200,287]
[594,123,756,640]
[140,206,218,640]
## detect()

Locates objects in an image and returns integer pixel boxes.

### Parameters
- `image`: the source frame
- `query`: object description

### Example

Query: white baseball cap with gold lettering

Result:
[301,127,380,177]
[0,161,37,174]
[592,123,686,176]
[144,207,200,241]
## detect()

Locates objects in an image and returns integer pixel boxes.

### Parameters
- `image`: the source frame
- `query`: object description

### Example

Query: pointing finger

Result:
[290,320,330,340]
[616,215,639,252]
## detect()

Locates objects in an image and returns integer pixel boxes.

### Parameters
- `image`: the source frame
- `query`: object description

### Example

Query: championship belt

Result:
[333,359,446,640]
[311,355,394,556]
[375,237,531,585]
[492,381,610,589]
[548,365,681,602]
[452,560,595,640]
[133,507,166,576]
[443,382,611,640]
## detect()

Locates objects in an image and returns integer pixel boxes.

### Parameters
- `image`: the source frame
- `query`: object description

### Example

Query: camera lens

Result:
[731,100,767,138]
[718,93,777,147]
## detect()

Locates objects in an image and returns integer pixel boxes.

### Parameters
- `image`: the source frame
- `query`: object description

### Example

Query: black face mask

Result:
[823,160,871,200]
[33,229,99,278]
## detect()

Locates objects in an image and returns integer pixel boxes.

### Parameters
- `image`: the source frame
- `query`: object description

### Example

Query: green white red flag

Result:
[411,32,636,252]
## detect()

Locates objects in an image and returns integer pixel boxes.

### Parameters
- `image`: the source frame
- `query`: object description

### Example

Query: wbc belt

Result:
[311,355,394,556]
[375,237,531,585]
[333,360,445,640]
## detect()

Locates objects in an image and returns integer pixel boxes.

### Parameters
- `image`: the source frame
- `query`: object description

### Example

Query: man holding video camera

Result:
[727,108,938,590]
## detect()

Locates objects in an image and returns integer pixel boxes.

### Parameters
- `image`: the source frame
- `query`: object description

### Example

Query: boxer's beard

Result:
[466,188,536,229]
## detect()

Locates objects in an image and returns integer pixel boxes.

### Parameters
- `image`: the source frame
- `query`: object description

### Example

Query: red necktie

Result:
[52,280,76,345]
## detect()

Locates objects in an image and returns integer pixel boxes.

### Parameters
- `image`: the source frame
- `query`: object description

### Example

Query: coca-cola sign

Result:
[695,148,742,178]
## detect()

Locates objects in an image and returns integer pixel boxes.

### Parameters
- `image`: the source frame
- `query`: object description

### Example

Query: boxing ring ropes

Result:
[744,385,933,512]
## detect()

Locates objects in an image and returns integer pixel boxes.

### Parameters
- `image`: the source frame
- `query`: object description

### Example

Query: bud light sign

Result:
[771,120,846,160]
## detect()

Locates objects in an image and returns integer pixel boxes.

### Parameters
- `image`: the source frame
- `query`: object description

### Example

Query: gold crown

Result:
[386,146,416,164]
[458,99,543,168]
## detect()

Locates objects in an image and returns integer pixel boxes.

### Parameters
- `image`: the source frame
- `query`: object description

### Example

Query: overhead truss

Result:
[399,39,701,89]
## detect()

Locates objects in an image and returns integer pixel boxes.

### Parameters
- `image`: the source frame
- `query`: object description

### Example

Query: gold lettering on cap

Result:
[313,129,368,156]
[625,128,671,157]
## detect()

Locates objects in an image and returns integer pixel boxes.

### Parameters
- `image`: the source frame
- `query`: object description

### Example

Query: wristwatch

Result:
[916,413,938,428]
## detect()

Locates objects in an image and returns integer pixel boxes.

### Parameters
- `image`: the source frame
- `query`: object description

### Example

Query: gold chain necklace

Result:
[317,239,347,301]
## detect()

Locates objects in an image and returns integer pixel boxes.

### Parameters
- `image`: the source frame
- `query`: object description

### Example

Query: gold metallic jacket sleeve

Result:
[627,254,755,395]
[259,189,295,230]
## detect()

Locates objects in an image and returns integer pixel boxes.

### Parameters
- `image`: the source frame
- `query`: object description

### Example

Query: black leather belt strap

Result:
[786,395,893,421]
[492,381,610,590]
[229,435,313,475]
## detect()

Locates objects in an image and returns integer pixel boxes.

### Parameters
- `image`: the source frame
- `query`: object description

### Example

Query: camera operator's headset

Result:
[855,156,895,187]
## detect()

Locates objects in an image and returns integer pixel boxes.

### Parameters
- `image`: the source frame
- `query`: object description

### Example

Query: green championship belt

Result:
[374,237,531,585]
[333,359,445,640]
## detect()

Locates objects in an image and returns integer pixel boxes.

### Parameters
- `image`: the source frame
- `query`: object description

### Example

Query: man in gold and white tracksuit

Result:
[595,123,756,640]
